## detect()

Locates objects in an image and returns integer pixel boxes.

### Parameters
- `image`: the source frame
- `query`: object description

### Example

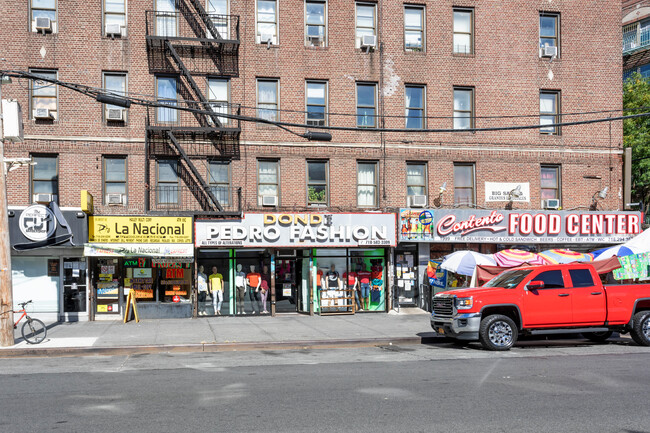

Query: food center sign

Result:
[399,209,642,244]
[195,213,397,247]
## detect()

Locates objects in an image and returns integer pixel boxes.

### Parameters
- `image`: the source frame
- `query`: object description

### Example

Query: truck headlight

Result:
[455,297,473,310]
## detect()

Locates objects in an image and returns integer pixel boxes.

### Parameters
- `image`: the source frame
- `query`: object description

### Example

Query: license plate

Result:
[438,327,445,335]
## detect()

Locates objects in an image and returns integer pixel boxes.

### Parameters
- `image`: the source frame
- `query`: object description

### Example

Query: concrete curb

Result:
[0,335,440,358]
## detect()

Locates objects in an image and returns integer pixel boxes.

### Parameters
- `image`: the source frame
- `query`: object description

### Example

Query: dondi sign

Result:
[195,213,397,247]
[399,209,642,244]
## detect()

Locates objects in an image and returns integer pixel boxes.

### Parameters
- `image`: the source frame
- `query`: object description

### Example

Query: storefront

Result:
[194,213,397,316]
[84,216,194,320]
[8,205,89,322]
[399,208,644,308]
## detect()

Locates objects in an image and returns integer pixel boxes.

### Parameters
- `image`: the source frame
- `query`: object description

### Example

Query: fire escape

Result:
[145,1,241,216]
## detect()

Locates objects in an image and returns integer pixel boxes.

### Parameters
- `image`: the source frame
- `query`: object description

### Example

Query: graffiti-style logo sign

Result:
[18,205,57,241]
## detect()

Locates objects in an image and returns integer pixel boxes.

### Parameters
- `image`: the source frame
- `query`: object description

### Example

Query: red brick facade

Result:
[2,0,624,215]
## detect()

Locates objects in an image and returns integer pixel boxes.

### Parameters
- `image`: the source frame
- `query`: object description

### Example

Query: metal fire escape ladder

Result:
[165,40,223,128]
[187,0,223,40]
[166,130,224,212]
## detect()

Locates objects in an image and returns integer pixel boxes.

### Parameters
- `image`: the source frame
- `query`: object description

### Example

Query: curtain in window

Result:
[407,164,425,195]
[157,77,177,123]
[258,161,278,198]
[258,81,277,121]
[156,0,176,37]
[357,164,376,206]
[453,11,471,53]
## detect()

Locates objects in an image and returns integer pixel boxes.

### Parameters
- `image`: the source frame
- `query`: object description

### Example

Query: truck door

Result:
[523,269,572,326]
[568,268,606,325]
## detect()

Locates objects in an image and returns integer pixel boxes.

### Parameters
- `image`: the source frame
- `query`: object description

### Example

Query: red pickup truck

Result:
[431,263,650,351]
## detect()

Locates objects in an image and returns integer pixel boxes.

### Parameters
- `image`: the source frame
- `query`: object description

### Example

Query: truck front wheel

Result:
[630,311,650,346]
[479,314,518,351]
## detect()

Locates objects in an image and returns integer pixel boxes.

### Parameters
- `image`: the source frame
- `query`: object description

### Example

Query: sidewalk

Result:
[0,309,435,357]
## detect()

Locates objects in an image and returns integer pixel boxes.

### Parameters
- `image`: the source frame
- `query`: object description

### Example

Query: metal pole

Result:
[0,79,15,346]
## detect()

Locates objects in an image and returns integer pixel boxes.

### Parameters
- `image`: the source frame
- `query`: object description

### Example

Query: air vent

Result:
[261,195,278,207]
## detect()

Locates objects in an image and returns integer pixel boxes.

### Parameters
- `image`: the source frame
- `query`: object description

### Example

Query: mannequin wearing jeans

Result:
[197,265,208,316]
[246,265,261,314]
[235,264,246,315]
[209,266,224,315]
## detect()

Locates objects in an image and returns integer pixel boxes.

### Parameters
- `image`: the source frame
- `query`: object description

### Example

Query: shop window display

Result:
[197,250,232,316]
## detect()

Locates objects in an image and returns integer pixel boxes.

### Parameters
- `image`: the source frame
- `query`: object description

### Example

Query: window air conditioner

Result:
[409,195,427,208]
[307,35,322,46]
[106,193,124,205]
[306,118,325,126]
[542,45,558,57]
[105,23,123,36]
[107,108,125,121]
[35,17,52,32]
[33,193,54,204]
[361,35,377,48]
[262,195,278,207]
[33,108,53,119]
[542,198,560,210]
[259,33,274,44]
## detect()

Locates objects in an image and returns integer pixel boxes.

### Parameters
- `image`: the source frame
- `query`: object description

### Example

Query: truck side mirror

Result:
[527,280,545,290]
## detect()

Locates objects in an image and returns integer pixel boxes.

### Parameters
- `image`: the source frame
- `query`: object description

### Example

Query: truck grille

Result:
[433,297,454,317]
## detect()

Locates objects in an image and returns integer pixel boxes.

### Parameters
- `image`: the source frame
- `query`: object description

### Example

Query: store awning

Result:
[83,243,194,259]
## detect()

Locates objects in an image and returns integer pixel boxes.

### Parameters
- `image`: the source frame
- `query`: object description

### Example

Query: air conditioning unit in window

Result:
[306,118,325,127]
[409,195,427,208]
[107,108,125,121]
[542,198,560,210]
[105,24,123,37]
[106,193,124,205]
[307,35,323,46]
[35,17,52,32]
[33,108,53,119]
[542,45,558,58]
[361,35,377,48]
[262,195,278,207]
[33,193,54,204]
[259,33,274,44]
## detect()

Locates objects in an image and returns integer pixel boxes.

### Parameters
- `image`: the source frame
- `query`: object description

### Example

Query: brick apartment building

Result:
[1,0,638,321]
[623,0,650,78]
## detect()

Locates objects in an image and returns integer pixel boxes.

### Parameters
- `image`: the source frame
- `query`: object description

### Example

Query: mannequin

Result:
[246,264,262,314]
[260,264,271,314]
[344,266,360,312]
[325,264,340,307]
[357,264,372,310]
[197,265,208,316]
[209,265,224,315]
[235,264,246,315]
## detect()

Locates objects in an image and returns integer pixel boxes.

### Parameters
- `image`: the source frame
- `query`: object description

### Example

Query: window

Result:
[208,78,229,126]
[533,270,564,289]
[404,6,424,51]
[453,87,474,130]
[207,0,229,38]
[540,90,560,135]
[155,0,176,37]
[356,83,377,128]
[539,13,559,57]
[31,0,57,33]
[157,160,179,204]
[405,85,425,129]
[31,155,58,201]
[208,161,230,206]
[30,69,58,120]
[156,76,178,123]
[257,0,277,44]
[103,157,127,204]
[104,0,126,36]
[307,160,328,205]
[453,163,475,206]
[453,8,473,54]
[357,161,378,207]
[355,3,376,48]
[306,81,327,126]
[257,79,279,122]
[540,165,560,201]
[103,72,127,122]
[406,162,427,198]
[258,160,279,205]
[305,1,326,47]
[569,269,594,288]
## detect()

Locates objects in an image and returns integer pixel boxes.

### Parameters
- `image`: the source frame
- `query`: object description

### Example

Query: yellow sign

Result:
[97,305,108,313]
[124,289,140,324]
[89,216,192,243]
[81,190,94,215]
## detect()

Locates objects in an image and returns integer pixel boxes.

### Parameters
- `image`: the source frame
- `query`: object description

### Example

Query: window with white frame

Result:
[156,76,178,123]
[356,82,377,128]
[453,87,474,130]
[155,0,176,37]
[307,160,328,205]
[157,160,179,204]
[30,69,58,120]
[208,78,229,126]
[404,5,424,51]
[104,0,126,36]
[257,0,277,44]
[357,161,378,207]
[453,8,473,54]
[453,163,475,206]
[31,0,57,33]
[258,160,279,205]
[103,72,127,122]
[355,3,376,48]
[257,79,279,122]
[406,162,427,199]
[31,154,58,202]
[539,13,559,57]
[305,1,326,47]
[208,160,230,206]
[207,0,229,39]
[306,81,327,126]
[540,90,560,135]
[405,84,425,129]
[103,156,127,204]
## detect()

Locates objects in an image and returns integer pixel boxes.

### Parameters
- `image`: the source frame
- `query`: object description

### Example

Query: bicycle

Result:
[14,300,47,344]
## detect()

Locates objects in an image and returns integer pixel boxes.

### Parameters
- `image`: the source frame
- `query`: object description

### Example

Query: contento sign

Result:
[399,209,643,244]
[195,213,397,247]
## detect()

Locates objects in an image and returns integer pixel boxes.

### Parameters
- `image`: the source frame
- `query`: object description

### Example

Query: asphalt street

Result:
[0,342,648,433]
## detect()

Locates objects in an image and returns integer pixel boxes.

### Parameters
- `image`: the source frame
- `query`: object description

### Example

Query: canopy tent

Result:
[493,249,547,267]
[591,245,641,260]
[538,249,593,264]
[621,227,650,253]
[440,251,496,276]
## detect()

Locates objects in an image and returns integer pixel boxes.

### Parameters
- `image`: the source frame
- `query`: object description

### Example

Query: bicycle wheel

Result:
[22,318,47,344]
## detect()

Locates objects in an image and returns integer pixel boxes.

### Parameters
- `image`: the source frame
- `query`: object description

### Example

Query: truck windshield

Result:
[483,269,533,289]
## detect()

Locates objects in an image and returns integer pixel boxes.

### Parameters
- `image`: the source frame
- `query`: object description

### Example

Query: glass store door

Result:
[63,258,87,314]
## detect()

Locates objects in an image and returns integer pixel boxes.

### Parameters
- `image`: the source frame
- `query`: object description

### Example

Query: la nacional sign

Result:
[195,213,397,248]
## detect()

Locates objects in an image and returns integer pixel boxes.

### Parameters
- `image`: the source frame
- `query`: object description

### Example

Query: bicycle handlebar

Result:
[18,300,33,307]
